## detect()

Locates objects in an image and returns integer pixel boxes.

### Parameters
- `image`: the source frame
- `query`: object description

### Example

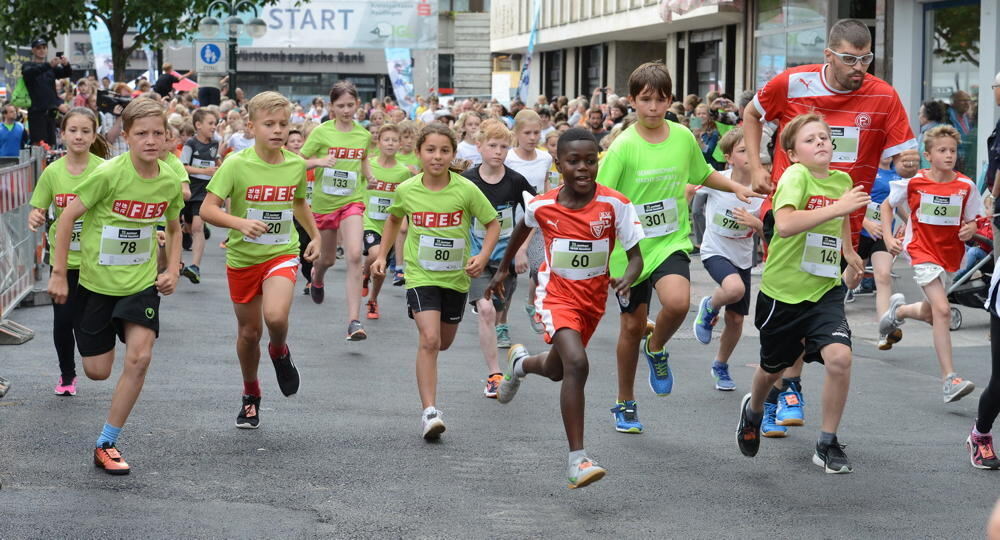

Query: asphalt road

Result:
[1,244,997,539]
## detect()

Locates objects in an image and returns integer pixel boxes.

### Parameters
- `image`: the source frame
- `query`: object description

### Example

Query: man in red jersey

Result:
[741,18,921,429]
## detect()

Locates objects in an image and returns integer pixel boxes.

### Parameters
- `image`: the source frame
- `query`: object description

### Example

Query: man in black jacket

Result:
[21,38,72,145]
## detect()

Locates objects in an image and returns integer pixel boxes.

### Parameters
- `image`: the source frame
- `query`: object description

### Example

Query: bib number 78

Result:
[120,241,138,254]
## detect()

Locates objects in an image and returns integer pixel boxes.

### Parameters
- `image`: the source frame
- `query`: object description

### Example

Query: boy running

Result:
[486,128,644,488]
[200,92,320,428]
[858,156,902,349]
[736,113,866,474]
[179,108,219,283]
[462,119,535,397]
[47,98,185,474]
[598,62,760,434]
[879,125,983,403]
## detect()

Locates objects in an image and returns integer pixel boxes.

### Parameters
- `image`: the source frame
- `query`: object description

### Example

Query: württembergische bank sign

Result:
[250,0,438,50]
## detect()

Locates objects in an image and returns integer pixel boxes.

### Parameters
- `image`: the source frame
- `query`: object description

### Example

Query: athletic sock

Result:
[782,376,802,394]
[818,431,836,446]
[765,386,782,405]
[744,402,763,425]
[96,423,122,448]
[513,356,527,378]
[243,379,262,397]
[568,449,587,466]
[268,342,288,360]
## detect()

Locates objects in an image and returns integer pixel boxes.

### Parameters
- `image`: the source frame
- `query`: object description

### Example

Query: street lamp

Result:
[199,0,268,100]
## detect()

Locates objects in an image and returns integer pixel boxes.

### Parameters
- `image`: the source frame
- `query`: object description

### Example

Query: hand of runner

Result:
[203,166,219,176]
[156,270,178,296]
[884,234,902,256]
[484,270,508,303]
[862,218,882,239]
[370,258,387,278]
[303,237,321,262]
[366,175,378,189]
[156,230,167,247]
[896,149,920,177]
[751,165,773,195]
[514,250,529,274]
[833,185,870,216]
[465,253,488,277]
[843,250,864,285]
[733,184,766,203]
[47,272,69,305]
[27,208,46,231]
[732,207,763,231]
[238,218,268,239]
[610,276,633,298]
[958,220,978,242]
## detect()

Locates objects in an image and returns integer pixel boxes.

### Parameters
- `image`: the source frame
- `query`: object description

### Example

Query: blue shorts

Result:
[702,255,751,316]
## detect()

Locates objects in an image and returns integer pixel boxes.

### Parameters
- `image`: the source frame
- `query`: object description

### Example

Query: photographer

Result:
[98,82,132,156]
[21,38,72,145]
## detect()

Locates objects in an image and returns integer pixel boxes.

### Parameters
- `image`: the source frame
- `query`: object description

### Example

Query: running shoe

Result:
[943,373,975,403]
[568,457,606,489]
[736,393,761,457]
[844,288,855,303]
[94,443,130,475]
[761,402,787,438]
[181,264,201,284]
[644,339,673,396]
[966,431,1000,470]
[776,388,804,426]
[393,270,405,287]
[421,408,446,440]
[366,300,380,320]
[236,395,261,429]
[877,328,903,351]
[309,270,324,304]
[693,296,718,345]
[204,226,211,240]
[54,376,77,396]
[711,362,735,391]
[524,305,545,334]
[346,320,367,341]
[303,284,311,296]
[611,400,643,433]
[498,344,528,404]
[878,293,906,339]
[496,324,511,349]
[483,373,502,399]
[361,274,370,297]
[182,232,192,251]
[271,347,300,397]
[812,438,853,474]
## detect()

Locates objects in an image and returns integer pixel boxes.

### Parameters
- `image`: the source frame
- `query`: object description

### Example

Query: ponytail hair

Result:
[61,107,110,158]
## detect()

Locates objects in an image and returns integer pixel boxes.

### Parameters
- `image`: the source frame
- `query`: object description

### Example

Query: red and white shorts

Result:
[226,254,299,304]
[534,289,603,347]
[313,201,365,231]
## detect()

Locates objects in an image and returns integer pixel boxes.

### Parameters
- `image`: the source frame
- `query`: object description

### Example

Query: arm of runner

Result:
[361,154,377,188]
[842,217,864,289]
[372,214,403,278]
[513,229,533,274]
[156,218,182,296]
[773,185,869,238]
[181,182,191,202]
[467,219,500,278]
[959,219,978,242]
[47,198,88,304]
[610,243,643,298]
[305,155,336,170]
[741,102,772,194]
[485,218,533,302]
[27,207,47,231]
[732,207,764,234]
[702,170,764,202]
[199,192,267,238]
[880,199,901,255]
[292,198,321,262]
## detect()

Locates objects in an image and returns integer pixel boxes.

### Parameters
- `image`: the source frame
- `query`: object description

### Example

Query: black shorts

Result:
[856,234,887,259]
[73,285,160,357]
[702,255,751,316]
[406,286,468,323]
[762,209,775,245]
[182,199,203,223]
[468,263,517,312]
[362,229,394,259]
[617,250,690,314]
[754,285,851,373]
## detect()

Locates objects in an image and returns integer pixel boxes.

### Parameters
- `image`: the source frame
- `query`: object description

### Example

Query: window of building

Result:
[439,0,488,11]
[439,54,455,93]
[753,0,827,88]
[544,50,563,99]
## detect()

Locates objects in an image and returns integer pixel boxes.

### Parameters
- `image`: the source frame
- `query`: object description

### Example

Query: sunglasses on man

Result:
[826,49,875,67]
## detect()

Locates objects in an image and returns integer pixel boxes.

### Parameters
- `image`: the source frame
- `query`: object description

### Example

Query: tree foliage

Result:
[931,5,980,68]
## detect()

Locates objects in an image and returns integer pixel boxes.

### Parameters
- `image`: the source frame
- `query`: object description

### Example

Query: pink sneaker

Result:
[54,376,77,396]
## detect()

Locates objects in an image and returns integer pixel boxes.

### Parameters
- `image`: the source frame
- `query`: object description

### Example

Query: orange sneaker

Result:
[366,300,380,320]
[94,443,130,475]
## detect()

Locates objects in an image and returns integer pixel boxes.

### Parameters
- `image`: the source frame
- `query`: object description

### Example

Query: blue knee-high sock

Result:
[96,423,122,448]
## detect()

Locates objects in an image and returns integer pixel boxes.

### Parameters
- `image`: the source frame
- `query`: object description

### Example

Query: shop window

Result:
[544,50,563,98]
[754,0,826,88]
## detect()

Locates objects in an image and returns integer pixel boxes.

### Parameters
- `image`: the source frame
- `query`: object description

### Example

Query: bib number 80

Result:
[434,249,450,261]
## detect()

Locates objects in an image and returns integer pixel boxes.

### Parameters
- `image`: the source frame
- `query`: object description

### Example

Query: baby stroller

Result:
[946,226,994,330]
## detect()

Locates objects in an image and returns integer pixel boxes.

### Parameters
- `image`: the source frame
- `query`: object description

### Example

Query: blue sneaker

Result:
[776,389,804,426]
[761,402,787,438]
[644,339,673,396]
[693,296,718,344]
[611,400,643,433]
[711,362,736,391]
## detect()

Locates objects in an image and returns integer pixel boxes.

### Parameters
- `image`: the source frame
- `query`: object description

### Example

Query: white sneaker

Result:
[567,456,606,489]
[421,408,446,440]
[878,293,906,337]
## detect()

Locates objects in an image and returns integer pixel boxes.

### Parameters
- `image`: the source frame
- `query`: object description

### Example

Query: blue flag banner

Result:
[516,0,542,103]
[386,48,416,119]
[88,16,114,81]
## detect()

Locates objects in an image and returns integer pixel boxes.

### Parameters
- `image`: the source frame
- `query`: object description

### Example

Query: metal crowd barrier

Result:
[0,147,46,345]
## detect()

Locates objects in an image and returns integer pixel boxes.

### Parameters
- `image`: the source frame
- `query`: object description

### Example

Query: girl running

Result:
[454,112,483,166]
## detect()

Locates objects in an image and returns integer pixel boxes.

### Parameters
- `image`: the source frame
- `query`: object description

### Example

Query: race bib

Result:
[321,169,357,196]
[549,238,609,280]
[69,220,83,252]
[829,126,859,163]
[305,180,314,206]
[99,225,152,266]
[192,158,215,168]
[710,208,749,238]
[418,235,465,271]
[917,193,961,226]
[367,195,395,221]
[244,208,292,245]
[635,199,678,238]
[800,232,841,278]
[865,201,882,225]
[474,207,513,239]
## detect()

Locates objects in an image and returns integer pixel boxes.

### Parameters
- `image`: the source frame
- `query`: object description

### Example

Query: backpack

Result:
[11,77,30,109]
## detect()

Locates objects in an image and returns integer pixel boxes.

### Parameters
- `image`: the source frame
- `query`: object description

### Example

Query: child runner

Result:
[691,127,764,394]
[879,125,983,403]
[736,113,866,474]
[371,123,499,440]
[858,156,902,350]
[157,126,191,273]
[544,130,561,188]
[301,80,378,340]
[362,124,413,319]
[487,128,644,488]
[598,62,760,434]
[969,264,1000,469]
[505,109,554,338]
[28,107,107,396]
[200,91,321,428]
[462,119,535,397]
[392,120,421,286]
[455,112,483,166]
[284,128,315,294]
[179,108,219,284]
[47,98,185,474]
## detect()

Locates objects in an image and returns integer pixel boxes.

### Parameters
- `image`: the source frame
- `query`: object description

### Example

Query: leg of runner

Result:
[616,303,649,403]
[365,244,385,316]
[476,298,501,397]
[190,215,206,269]
[233,295,264,428]
[104,323,156,438]
[311,228,339,300]
[339,214,366,339]
[968,314,1000,469]
[871,251,899,349]
[647,274,690,354]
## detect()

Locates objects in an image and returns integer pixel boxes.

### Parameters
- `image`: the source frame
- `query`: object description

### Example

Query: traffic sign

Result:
[194,41,227,75]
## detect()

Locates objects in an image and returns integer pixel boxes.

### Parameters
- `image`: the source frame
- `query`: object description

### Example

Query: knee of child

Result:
[476,299,496,320]
[83,363,111,381]
[662,295,689,318]
[238,323,263,344]
[345,250,363,268]
[929,298,951,321]
[723,280,746,300]
[262,311,288,333]
[190,218,203,232]
[124,350,152,376]
[564,355,590,380]
[621,312,647,335]
[824,347,852,376]
[724,309,744,326]
[419,333,441,352]
[874,266,892,284]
